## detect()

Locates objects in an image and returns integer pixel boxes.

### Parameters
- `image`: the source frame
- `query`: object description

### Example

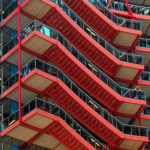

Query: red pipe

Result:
[107,0,112,9]
[124,0,134,17]
[18,0,22,123]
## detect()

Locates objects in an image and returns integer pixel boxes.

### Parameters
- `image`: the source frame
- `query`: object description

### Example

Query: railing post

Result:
[138,116,141,126]
[35,59,36,69]
[35,98,37,109]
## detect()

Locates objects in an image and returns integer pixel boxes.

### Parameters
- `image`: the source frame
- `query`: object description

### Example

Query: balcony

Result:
[1,21,146,116]
[0,59,149,149]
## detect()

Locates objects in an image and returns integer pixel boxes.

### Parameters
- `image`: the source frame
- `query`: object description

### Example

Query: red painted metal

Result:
[0,0,143,81]
[130,69,144,87]
[21,46,42,58]
[1,109,97,150]
[21,122,55,149]
[124,0,134,17]
[107,0,112,9]
[107,0,135,19]
[22,83,42,94]
[46,95,48,101]
[138,115,141,126]
[52,143,61,150]
[113,111,135,118]
[130,105,145,124]
[0,0,149,149]
[139,142,148,150]
[18,0,22,123]
[21,122,42,132]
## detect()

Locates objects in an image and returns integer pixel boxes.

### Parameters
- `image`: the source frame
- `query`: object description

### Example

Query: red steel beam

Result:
[21,122,42,132]
[130,69,143,88]
[21,122,56,149]
[22,84,42,94]
[130,105,145,124]
[107,0,112,9]
[18,0,22,123]
[52,143,61,150]
[107,0,135,19]
[139,115,141,126]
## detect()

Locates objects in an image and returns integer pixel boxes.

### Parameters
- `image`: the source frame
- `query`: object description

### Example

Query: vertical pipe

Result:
[134,44,139,86]
[107,0,112,9]
[18,0,22,123]
[1,66,3,94]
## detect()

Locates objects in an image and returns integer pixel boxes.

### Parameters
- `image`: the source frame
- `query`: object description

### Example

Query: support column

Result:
[18,0,22,123]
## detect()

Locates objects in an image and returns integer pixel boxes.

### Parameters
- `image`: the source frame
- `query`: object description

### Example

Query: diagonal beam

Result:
[130,105,145,124]
[107,0,135,19]
[52,143,61,150]
[107,0,112,9]
[21,122,42,132]
[20,121,57,150]
[46,130,74,150]
[21,46,42,59]
[22,83,42,95]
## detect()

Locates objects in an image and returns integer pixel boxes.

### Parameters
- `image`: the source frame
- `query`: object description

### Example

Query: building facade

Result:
[0,0,150,149]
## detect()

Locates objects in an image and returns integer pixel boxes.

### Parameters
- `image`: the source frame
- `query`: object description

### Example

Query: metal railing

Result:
[2,59,148,137]
[1,0,143,65]
[51,0,143,65]
[0,0,24,22]
[0,98,108,150]
[2,20,146,100]
[137,38,150,48]
[105,0,150,16]
[139,71,150,81]
[87,0,141,30]
[0,0,141,31]
[143,105,150,115]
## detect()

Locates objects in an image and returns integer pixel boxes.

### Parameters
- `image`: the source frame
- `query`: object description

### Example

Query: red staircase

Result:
[62,0,117,42]
[0,61,148,149]
[62,0,141,49]
[44,82,124,148]
[0,0,143,81]
[42,8,119,76]
[44,82,148,149]
[46,121,90,150]
[45,42,120,111]
[39,3,143,80]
